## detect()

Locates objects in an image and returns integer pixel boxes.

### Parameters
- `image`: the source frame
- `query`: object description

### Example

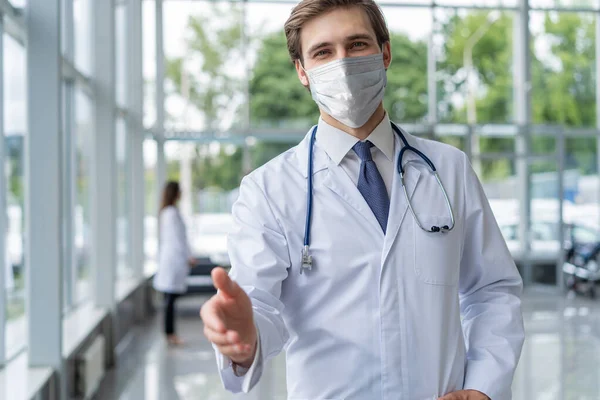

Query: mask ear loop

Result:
[298,60,311,88]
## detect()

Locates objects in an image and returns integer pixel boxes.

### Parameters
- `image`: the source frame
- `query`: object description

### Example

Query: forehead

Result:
[299,7,377,51]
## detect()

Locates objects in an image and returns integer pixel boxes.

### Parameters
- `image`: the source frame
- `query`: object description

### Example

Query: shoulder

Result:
[160,206,180,220]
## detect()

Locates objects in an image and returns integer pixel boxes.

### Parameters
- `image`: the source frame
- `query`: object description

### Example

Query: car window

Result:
[572,226,599,243]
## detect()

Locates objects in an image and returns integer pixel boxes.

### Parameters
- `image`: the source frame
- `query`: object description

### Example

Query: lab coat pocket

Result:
[413,214,460,286]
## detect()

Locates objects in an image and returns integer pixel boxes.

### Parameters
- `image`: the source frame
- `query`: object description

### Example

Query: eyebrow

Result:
[306,33,376,56]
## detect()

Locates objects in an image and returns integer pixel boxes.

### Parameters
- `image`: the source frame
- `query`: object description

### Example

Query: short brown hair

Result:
[284,0,390,63]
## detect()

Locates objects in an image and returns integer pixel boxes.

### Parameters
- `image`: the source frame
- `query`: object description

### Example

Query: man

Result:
[200,0,524,398]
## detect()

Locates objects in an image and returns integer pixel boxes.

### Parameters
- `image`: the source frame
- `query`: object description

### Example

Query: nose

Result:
[336,45,350,60]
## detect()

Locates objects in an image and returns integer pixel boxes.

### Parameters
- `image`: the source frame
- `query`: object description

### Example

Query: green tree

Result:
[165,5,248,191]
[437,11,514,124]
[249,32,317,127]
[532,13,595,127]
[439,11,597,176]
[385,33,428,122]
[166,4,245,130]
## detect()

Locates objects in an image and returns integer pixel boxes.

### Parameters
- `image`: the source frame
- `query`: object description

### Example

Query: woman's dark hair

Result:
[161,181,181,212]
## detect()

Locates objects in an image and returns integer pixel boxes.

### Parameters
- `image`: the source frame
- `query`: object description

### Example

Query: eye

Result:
[314,49,330,58]
[351,41,368,49]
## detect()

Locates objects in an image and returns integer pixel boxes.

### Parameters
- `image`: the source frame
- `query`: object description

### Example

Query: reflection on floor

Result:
[97,289,600,400]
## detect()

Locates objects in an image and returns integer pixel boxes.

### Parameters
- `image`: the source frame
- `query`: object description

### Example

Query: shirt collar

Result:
[316,113,395,165]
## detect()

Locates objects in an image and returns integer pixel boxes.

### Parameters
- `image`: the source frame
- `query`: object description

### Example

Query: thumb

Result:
[212,267,241,299]
[438,394,457,400]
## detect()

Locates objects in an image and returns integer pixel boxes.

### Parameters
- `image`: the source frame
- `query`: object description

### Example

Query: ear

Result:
[295,59,310,87]
[382,41,392,70]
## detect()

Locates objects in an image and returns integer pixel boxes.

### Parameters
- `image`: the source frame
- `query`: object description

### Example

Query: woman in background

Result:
[153,181,195,345]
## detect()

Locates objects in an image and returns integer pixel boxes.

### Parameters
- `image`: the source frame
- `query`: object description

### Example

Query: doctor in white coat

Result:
[200,0,524,398]
[154,181,195,345]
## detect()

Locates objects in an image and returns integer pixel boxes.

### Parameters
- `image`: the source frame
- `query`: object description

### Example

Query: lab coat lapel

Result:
[322,159,385,236]
[382,141,421,265]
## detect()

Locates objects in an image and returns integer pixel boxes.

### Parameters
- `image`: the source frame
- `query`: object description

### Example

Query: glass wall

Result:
[0,0,146,369]
[116,118,132,279]
[74,89,92,303]
[144,138,158,275]
[3,33,27,359]
[116,3,128,107]
[73,0,92,76]
[163,1,246,133]
[435,9,514,124]
[143,0,157,129]
[531,12,596,127]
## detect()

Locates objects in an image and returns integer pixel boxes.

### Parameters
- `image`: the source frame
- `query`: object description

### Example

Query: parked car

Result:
[499,220,600,284]
[186,213,234,294]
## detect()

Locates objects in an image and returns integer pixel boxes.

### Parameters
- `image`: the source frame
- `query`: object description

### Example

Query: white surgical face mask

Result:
[303,53,387,128]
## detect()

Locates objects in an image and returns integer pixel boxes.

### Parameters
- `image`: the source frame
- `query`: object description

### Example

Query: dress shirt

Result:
[315,113,395,198]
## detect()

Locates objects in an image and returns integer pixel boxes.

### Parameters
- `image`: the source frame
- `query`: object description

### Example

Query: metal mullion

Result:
[27,0,63,386]
[62,82,75,311]
[61,58,93,97]
[0,16,6,368]
[155,0,166,210]
[61,0,75,313]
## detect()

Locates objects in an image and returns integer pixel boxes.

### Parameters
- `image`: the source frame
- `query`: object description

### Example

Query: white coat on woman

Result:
[153,205,192,294]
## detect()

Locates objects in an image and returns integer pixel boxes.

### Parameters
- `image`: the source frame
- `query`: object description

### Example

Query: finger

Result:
[216,342,255,360]
[200,301,226,333]
[204,326,234,346]
[212,267,241,299]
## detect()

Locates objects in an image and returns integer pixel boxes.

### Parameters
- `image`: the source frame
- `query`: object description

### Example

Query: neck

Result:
[321,104,386,141]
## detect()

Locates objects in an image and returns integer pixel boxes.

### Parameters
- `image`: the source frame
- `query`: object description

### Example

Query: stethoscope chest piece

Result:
[301,245,313,274]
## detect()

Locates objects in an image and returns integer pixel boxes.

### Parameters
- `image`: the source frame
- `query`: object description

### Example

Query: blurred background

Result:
[2,0,600,399]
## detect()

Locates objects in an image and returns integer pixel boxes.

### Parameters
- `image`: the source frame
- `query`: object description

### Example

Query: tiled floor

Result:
[97,289,600,400]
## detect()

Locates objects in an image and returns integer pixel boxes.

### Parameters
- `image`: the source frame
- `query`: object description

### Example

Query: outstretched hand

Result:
[200,267,257,368]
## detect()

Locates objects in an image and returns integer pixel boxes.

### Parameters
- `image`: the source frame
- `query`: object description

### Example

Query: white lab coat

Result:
[153,206,191,294]
[216,124,524,400]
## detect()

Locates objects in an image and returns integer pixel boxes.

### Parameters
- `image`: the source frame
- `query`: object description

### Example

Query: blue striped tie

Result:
[353,141,390,233]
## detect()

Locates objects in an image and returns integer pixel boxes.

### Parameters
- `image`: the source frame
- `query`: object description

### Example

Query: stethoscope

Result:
[301,122,455,274]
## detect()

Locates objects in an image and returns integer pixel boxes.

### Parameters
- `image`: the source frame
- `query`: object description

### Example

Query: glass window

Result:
[435,10,514,124]
[116,118,131,279]
[436,0,516,7]
[144,138,157,275]
[530,0,598,10]
[382,7,430,124]
[165,140,239,270]
[531,12,596,127]
[4,34,27,358]
[563,136,599,233]
[74,89,92,304]
[436,135,467,151]
[247,2,314,129]
[143,0,157,129]
[116,4,128,106]
[163,0,245,132]
[8,0,26,7]
[74,0,92,76]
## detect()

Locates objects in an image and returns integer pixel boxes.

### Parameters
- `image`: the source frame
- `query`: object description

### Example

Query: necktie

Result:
[353,141,390,233]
